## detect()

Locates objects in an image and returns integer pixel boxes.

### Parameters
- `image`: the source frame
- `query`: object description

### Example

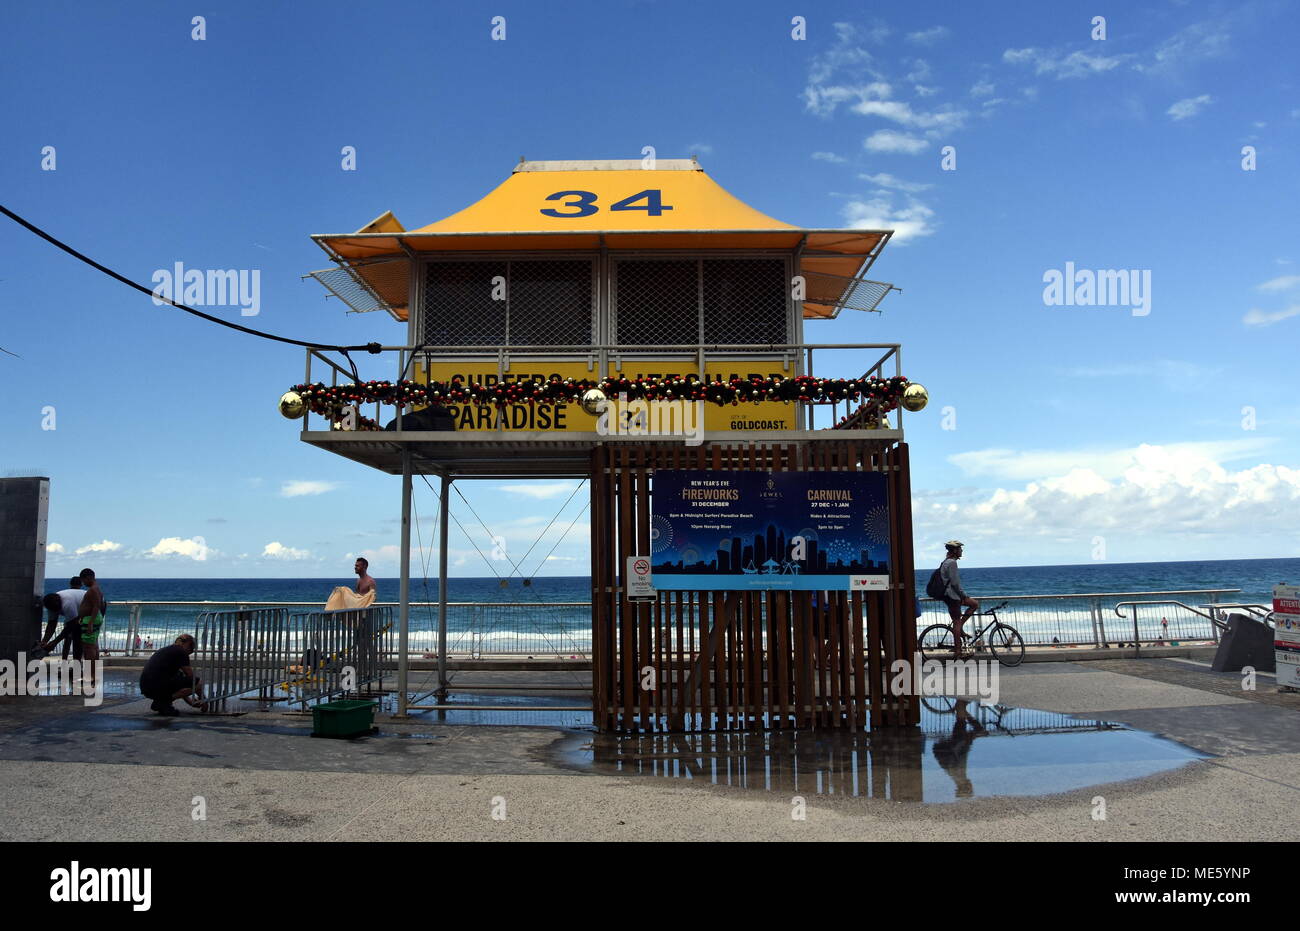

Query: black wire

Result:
[0,204,383,355]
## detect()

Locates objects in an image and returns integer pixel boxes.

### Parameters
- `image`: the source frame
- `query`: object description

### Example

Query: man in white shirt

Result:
[40,586,88,660]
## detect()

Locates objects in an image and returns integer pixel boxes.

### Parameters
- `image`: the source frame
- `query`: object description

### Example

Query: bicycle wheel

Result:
[987,623,1025,667]
[920,695,957,715]
[918,624,957,663]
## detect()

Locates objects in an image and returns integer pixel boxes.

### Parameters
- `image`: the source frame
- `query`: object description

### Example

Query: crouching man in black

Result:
[140,634,205,715]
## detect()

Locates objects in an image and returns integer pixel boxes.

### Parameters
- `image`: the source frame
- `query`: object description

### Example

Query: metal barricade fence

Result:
[287,606,395,708]
[194,608,292,703]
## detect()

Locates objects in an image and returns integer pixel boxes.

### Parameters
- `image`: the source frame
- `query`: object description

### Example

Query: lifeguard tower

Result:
[285,158,927,731]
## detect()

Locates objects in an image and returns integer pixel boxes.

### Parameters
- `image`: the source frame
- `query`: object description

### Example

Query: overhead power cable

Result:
[0,204,382,354]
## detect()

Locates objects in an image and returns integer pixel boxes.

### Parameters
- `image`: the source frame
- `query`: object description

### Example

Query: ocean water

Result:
[45,557,1298,654]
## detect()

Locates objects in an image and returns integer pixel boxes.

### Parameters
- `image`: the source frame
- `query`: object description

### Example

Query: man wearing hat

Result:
[941,541,980,656]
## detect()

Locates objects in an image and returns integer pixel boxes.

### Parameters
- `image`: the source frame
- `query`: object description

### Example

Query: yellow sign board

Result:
[415,358,796,433]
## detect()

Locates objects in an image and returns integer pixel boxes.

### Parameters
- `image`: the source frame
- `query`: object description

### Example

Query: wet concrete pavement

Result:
[0,659,1295,841]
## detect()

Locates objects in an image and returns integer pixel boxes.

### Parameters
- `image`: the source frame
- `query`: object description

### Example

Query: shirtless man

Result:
[75,568,105,687]
[354,557,376,596]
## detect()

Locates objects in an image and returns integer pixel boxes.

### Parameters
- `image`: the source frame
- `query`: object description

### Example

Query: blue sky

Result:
[2,0,1297,577]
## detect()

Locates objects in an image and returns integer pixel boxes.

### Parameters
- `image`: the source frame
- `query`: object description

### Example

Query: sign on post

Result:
[627,555,655,600]
[1273,584,1300,689]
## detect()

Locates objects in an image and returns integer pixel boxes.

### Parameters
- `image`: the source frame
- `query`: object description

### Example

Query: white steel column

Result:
[437,472,451,699]
[396,448,413,716]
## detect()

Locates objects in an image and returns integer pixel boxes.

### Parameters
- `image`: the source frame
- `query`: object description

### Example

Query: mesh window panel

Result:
[422,261,507,347]
[615,260,699,346]
[703,258,788,344]
[508,260,592,346]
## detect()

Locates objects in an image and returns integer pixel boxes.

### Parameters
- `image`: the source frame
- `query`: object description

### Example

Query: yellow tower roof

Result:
[310,160,893,321]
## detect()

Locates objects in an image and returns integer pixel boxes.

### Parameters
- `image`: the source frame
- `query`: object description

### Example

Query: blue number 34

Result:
[539,189,673,218]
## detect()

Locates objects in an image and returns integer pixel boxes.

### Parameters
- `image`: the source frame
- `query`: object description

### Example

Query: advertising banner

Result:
[650,469,890,591]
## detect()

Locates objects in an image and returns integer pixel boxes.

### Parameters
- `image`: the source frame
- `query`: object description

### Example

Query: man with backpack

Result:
[926,540,980,656]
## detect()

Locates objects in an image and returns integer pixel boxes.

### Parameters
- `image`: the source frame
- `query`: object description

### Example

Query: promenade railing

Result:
[94,589,1238,659]
[917,589,1238,647]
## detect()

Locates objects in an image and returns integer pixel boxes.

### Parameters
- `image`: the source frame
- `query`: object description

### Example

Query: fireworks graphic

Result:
[825,539,857,564]
[864,505,891,544]
[650,515,674,554]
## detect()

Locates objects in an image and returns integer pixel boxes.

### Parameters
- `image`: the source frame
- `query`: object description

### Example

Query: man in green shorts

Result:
[75,568,105,688]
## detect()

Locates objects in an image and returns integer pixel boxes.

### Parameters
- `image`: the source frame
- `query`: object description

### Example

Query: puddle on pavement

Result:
[391,690,592,728]
[564,699,1209,802]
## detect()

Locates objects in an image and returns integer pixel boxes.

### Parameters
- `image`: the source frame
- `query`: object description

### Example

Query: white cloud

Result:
[1257,275,1300,292]
[263,541,310,560]
[1063,359,1219,389]
[1166,94,1212,121]
[1243,305,1300,327]
[1143,21,1231,74]
[859,172,933,193]
[811,151,847,163]
[1002,47,1130,79]
[970,80,995,98]
[949,439,1275,483]
[918,444,1300,545]
[75,540,122,556]
[863,129,928,154]
[913,85,939,98]
[805,81,893,117]
[687,142,713,156]
[851,99,967,132]
[906,26,950,46]
[500,482,582,500]
[904,58,932,84]
[47,542,65,554]
[281,480,341,497]
[147,536,211,561]
[843,195,936,242]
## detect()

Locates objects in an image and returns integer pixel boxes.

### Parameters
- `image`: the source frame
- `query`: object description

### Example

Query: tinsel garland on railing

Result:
[287,374,910,417]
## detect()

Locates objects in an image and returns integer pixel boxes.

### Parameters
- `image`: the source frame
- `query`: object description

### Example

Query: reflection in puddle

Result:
[574,700,1209,802]
[398,691,593,728]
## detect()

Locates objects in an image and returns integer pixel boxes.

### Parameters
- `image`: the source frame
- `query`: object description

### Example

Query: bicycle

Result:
[918,601,1025,667]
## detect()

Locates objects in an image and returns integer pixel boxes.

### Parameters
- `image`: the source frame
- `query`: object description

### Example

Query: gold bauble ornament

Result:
[901,383,929,412]
[279,391,306,419]
[580,388,608,416]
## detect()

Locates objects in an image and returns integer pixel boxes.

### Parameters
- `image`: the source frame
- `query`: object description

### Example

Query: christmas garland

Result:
[287,374,911,419]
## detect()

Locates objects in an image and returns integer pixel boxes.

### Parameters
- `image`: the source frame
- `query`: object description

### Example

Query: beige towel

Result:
[325,587,376,611]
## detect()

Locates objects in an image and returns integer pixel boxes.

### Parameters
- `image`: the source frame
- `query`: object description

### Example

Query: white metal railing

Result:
[96,589,1239,659]
[917,589,1237,648]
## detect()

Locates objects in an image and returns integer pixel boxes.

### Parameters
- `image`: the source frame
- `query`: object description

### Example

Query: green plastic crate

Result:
[311,699,378,739]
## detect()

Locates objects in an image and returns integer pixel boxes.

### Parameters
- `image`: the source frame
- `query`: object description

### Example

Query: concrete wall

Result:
[0,477,49,663]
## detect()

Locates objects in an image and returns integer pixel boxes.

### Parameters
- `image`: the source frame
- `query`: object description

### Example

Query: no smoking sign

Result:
[627,556,655,599]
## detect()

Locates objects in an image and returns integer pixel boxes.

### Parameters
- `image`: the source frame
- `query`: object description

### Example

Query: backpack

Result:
[925,566,946,599]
